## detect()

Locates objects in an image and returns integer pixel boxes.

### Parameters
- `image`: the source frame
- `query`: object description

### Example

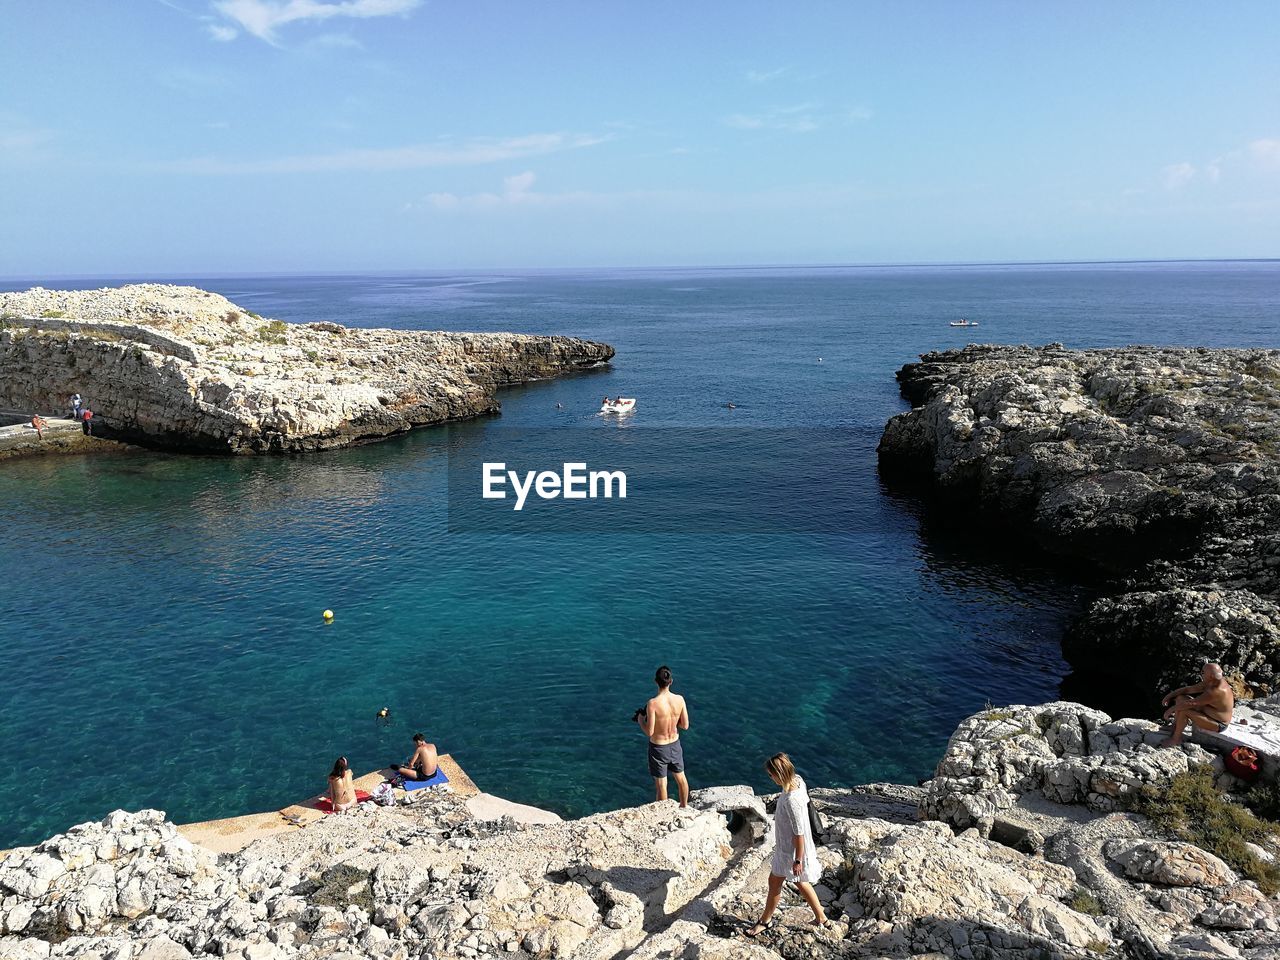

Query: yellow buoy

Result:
[323,609,334,622]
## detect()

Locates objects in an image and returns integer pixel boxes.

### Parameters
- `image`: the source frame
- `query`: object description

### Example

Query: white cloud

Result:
[0,114,56,162]
[166,132,607,174]
[503,171,536,195]
[424,170,546,210]
[305,31,364,49]
[745,66,825,85]
[724,104,821,133]
[1250,138,1280,170]
[157,66,236,94]
[412,178,873,216]
[0,129,54,152]
[207,22,239,40]
[722,103,870,134]
[1161,162,1196,191]
[1151,137,1280,192]
[209,0,421,43]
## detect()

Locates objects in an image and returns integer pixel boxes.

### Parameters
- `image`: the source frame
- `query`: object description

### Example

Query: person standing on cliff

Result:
[1160,662,1235,746]
[635,665,690,806]
[71,393,82,420]
[81,408,94,436]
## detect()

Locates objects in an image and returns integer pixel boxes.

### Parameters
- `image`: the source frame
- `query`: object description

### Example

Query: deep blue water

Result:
[1,262,1277,849]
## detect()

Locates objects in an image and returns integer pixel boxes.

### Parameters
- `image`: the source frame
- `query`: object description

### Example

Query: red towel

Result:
[315,789,372,813]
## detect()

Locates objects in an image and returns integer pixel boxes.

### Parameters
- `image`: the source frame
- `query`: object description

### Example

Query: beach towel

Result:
[401,768,449,791]
[1216,722,1280,758]
[315,789,372,813]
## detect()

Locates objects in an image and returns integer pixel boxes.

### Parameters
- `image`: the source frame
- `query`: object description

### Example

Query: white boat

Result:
[600,398,636,414]
[949,319,979,327]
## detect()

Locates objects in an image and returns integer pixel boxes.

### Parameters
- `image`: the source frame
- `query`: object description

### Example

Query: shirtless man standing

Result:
[635,665,690,806]
[1161,662,1235,747]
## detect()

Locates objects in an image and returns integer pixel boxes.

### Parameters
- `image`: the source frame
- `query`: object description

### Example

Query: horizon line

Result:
[2,256,1278,283]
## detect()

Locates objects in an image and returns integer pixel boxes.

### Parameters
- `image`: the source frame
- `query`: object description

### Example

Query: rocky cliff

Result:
[0,285,614,454]
[3,700,1277,960]
[878,344,1280,699]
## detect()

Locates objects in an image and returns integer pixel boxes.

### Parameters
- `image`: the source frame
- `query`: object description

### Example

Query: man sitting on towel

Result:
[394,732,438,780]
[1160,662,1235,747]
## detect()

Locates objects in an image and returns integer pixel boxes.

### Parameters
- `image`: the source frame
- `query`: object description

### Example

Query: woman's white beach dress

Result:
[771,776,821,883]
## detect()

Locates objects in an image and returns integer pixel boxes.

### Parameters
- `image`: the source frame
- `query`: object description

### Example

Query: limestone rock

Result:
[135,935,193,960]
[0,854,66,900]
[839,819,1111,956]
[4,708,1276,960]
[1106,839,1236,888]
[879,343,1280,697]
[689,785,771,843]
[0,284,614,454]
[921,700,1210,832]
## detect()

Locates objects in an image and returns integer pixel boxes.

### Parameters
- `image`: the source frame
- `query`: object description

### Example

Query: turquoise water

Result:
[1,262,1277,848]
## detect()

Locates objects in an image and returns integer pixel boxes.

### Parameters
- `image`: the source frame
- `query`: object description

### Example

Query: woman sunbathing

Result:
[327,756,357,812]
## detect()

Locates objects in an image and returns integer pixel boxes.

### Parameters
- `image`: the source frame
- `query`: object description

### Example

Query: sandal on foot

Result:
[745,921,773,938]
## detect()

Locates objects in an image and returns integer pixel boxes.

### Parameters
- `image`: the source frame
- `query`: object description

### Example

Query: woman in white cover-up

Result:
[745,752,828,936]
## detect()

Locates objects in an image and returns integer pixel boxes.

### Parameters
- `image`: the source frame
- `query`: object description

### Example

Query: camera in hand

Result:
[632,706,647,722]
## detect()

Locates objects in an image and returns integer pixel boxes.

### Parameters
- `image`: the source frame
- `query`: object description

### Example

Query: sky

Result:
[2,0,1279,274]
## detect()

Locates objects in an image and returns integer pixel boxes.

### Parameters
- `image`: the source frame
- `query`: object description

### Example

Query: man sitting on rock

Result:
[393,732,438,781]
[1160,662,1234,747]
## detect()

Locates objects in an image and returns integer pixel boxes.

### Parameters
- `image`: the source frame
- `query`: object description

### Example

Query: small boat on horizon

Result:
[949,319,980,327]
[600,397,636,414]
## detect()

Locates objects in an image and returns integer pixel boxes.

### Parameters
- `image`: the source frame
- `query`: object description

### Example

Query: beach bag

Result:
[806,797,828,839]
[1226,746,1261,783]
[371,782,396,806]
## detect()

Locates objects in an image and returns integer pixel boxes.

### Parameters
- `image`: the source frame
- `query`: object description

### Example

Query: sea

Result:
[1,261,1277,849]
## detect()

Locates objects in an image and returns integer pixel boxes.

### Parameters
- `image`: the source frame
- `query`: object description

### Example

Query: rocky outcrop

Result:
[878,343,1280,697]
[1,791,733,960]
[6,703,1280,960]
[920,700,1217,833]
[1066,589,1280,699]
[838,819,1111,957]
[916,700,1280,958]
[0,285,614,454]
